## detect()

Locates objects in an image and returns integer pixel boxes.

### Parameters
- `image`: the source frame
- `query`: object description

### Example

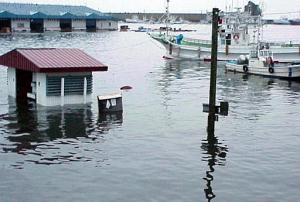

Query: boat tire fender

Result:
[268,67,274,74]
[243,65,248,73]
[233,34,239,40]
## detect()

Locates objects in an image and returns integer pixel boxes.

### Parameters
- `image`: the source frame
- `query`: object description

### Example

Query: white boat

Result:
[289,18,300,25]
[125,15,143,23]
[273,17,290,25]
[149,2,300,63]
[169,16,188,24]
[225,48,300,79]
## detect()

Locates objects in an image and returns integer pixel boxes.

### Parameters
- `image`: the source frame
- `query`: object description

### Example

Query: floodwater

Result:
[1,24,300,202]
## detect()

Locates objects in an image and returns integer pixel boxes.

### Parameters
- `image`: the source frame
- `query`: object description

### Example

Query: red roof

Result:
[0,48,108,73]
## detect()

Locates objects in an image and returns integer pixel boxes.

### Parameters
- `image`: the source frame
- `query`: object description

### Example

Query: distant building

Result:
[244,1,262,16]
[0,3,118,33]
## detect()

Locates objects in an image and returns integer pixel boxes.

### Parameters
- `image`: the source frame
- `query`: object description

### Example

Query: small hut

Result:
[0,48,108,106]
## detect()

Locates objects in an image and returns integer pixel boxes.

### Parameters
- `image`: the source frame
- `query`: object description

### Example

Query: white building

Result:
[0,48,108,106]
[0,3,118,33]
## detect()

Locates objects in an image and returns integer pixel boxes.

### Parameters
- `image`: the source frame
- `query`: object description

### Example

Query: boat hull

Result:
[150,34,300,63]
[225,62,300,80]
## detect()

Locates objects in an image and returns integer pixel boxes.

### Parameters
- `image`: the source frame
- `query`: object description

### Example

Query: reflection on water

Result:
[219,69,300,122]
[0,99,122,168]
[164,60,205,79]
[98,112,123,127]
[202,116,228,201]
[156,59,210,104]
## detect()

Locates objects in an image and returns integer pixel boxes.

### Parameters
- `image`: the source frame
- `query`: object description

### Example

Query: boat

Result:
[169,16,187,24]
[225,47,300,79]
[273,17,290,25]
[134,26,152,32]
[289,18,300,25]
[120,25,129,32]
[125,15,143,23]
[149,1,300,63]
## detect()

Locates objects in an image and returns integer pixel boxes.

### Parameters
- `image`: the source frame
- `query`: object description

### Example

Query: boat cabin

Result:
[249,49,274,67]
[0,48,108,106]
[218,10,261,46]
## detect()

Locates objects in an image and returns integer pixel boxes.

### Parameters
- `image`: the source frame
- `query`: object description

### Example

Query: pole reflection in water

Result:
[201,114,228,201]
[0,99,123,168]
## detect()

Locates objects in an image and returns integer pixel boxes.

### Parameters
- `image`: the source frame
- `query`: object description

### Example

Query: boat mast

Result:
[166,0,170,35]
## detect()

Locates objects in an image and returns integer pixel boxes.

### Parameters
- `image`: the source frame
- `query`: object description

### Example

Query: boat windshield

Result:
[250,50,258,58]
[259,50,273,57]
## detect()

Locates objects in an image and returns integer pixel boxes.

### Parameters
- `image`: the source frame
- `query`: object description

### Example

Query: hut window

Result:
[46,76,61,96]
[46,75,92,96]
[109,22,111,26]
[64,75,92,95]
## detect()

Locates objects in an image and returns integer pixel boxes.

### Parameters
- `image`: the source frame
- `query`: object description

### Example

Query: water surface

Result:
[1,25,300,202]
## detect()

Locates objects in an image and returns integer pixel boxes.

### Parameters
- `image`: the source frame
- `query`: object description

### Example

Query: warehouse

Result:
[0,3,118,33]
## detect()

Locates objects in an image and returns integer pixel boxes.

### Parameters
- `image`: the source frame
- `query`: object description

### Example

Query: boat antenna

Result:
[166,0,170,35]
[253,29,258,44]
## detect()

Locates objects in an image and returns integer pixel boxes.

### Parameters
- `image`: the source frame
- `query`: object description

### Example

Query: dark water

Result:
[1,27,300,202]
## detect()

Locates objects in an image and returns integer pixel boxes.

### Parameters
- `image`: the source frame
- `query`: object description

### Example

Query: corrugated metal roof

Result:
[0,11,16,18]
[0,48,108,73]
[0,2,116,20]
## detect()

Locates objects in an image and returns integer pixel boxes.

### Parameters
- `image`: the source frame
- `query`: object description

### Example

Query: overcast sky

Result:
[1,0,300,17]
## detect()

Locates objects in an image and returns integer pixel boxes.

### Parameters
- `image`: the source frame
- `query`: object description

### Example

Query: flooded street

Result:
[1,25,300,201]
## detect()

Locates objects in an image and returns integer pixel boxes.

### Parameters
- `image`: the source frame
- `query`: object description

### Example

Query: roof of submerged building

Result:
[0,2,116,20]
[0,48,108,73]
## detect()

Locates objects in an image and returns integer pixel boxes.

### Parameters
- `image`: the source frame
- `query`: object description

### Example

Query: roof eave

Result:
[39,66,108,73]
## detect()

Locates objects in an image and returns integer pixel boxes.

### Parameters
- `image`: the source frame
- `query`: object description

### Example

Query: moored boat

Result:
[150,32,300,63]
[149,1,300,63]
[225,48,300,80]
[289,18,300,25]
[273,17,290,25]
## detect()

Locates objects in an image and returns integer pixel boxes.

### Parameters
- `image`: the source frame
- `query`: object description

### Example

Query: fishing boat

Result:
[149,1,300,63]
[289,18,300,25]
[125,15,143,23]
[273,17,290,25]
[225,47,300,79]
[134,26,152,32]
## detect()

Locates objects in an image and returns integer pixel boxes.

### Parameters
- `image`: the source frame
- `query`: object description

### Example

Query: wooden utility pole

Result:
[207,8,220,137]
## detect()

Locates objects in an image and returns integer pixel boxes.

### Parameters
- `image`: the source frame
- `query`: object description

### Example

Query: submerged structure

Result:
[0,2,118,33]
[0,48,108,106]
